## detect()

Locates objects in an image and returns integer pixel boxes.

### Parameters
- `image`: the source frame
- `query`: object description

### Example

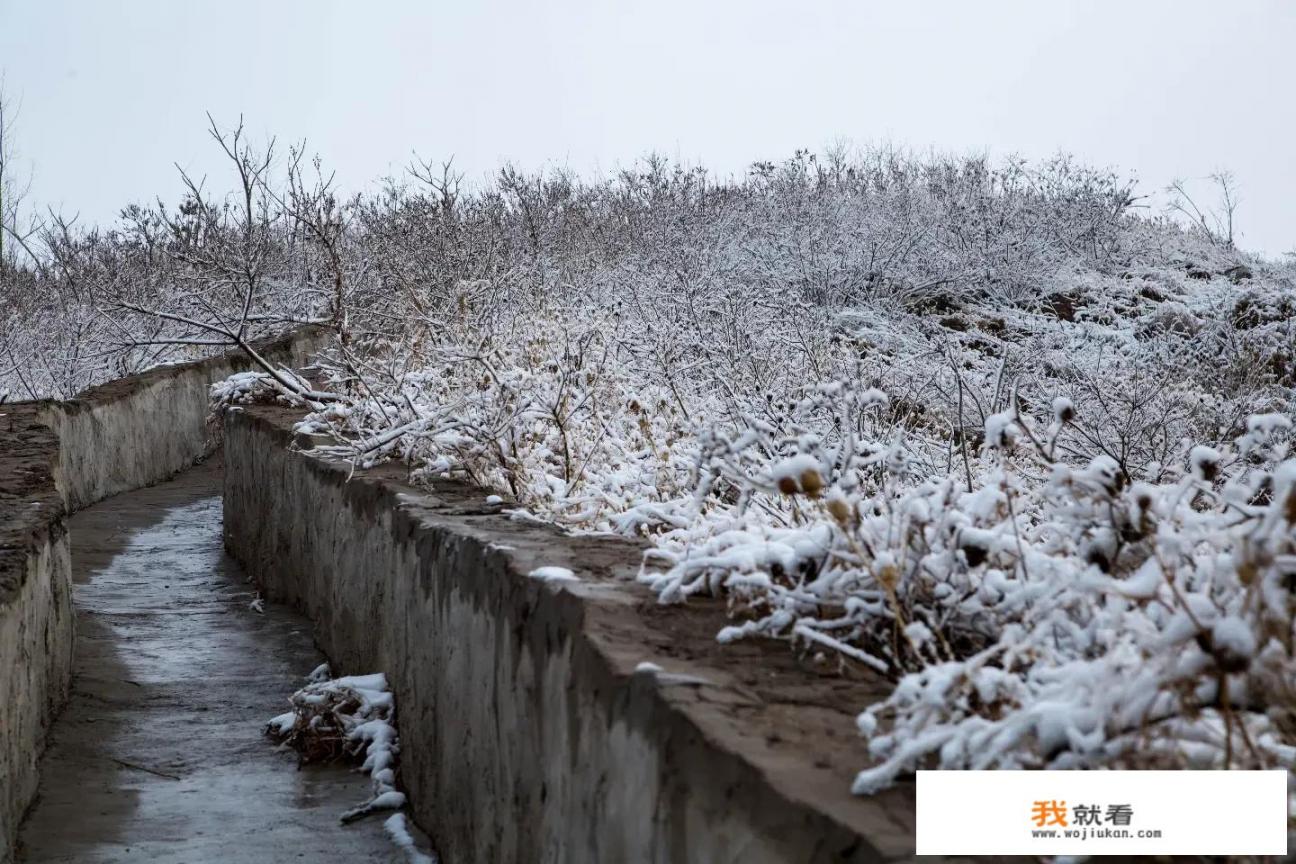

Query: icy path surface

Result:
[18,460,402,863]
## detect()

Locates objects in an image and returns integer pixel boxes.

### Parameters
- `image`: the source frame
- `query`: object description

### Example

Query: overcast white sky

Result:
[2,0,1293,256]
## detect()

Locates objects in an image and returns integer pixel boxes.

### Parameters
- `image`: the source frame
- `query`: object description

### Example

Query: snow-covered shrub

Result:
[260,149,1292,809]
[851,419,1295,790]
[266,666,409,821]
[300,305,699,529]
[7,139,1296,810]
[637,386,1295,799]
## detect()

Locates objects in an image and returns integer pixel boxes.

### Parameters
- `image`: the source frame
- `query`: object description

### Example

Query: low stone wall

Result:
[0,327,329,863]
[224,405,920,863]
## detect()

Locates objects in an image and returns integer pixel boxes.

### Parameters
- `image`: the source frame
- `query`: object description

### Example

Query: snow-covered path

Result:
[17,460,402,863]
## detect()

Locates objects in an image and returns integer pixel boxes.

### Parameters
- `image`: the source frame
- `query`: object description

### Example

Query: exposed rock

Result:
[1139,283,1166,303]
[1045,292,1081,322]
[1137,301,1201,338]
[976,316,1007,336]
[1232,290,1296,330]
[1222,264,1254,283]
[938,315,969,332]
[906,290,961,315]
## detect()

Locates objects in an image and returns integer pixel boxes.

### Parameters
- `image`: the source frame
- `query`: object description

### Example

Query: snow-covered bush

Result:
[6,139,1295,810]
[266,666,434,861]
[636,387,1295,802]
[852,449,1293,782]
[655,393,1296,785]
[266,666,408,820]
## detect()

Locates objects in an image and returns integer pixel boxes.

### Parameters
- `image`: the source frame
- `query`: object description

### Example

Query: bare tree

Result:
[280,145,352,342]
[108,114,336,403]
[1165,170,1240,248]
[409,154,463,218]
[0,76,39,268]
[0,77,11,266]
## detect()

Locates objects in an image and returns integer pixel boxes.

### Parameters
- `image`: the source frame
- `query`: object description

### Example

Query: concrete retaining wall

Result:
[44,329,329,511]
[223,405,919,863]
[0,405,72,864]
[0,327,329,863]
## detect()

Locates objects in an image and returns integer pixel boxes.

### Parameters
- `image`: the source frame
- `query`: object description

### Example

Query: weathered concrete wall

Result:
[0,327,330,863]
[45,328,330,511]
[0,406,72,864]
[224,405,920,863]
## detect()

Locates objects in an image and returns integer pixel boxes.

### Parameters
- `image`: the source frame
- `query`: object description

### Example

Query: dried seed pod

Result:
[826,496,853,528]
[1189,446,1220,483]
[1052,396,1076,424]
[799,468,824,498]
[875,562,900,592]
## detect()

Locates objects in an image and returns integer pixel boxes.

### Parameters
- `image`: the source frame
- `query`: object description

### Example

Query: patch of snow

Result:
[1189,445,1221,480]
[383,813,437,864]
[1211,617,1256,661]
[632,661,710,686]
[528,566,579,582]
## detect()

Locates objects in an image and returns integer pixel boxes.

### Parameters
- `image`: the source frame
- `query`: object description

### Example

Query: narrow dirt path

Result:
[18,460,402,863]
